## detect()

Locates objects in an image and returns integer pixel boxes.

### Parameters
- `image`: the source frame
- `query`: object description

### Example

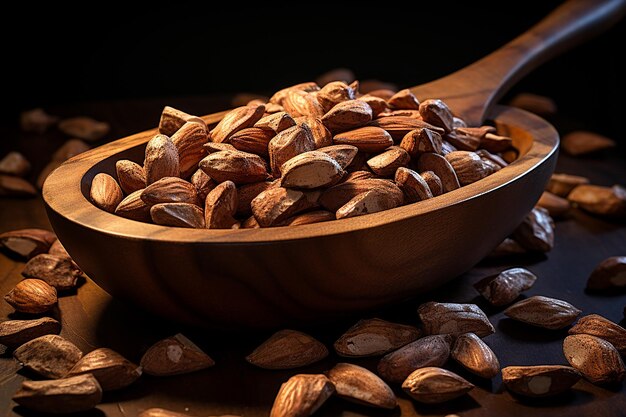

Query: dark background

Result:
[3,1,625,143]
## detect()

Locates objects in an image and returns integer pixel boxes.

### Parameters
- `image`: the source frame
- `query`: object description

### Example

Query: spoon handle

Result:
[412,0,626,125]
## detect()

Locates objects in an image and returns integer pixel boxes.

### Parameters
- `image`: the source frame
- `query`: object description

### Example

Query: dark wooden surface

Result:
[1,96,626,416]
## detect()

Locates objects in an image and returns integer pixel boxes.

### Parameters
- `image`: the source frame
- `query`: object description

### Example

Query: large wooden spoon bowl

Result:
[42,0,625,328]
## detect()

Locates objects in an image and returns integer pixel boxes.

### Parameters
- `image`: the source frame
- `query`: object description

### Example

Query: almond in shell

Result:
[587,256,626,291]
[228,127,274,157]
[12,374,102,414]
[417,153,460,193]
[158,106,204,136]
[13,334,82,378]
[418,302,495,337]
[419,99,454,132]
[367,146,410,177]
[316,145,359,170]
[5,278,57,314]
[0,228,56,259]
[22,253,82,291]
[568,314,626,354]
[388,89,420,110]
[451,332,500,378]
[255,111,296,134]
[251,187,318,227]
[321,100,373,133]
[115,189,151,222]
[563,334,626,384]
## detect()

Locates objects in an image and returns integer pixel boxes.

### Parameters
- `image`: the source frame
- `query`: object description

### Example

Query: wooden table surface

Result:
[1,97,625,417]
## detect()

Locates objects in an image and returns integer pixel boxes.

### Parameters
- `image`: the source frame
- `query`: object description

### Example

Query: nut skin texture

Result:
[22,253,82,291]
[246,330,328,370]
[473,267,537,306]
[563,334,626,385]
[546,173,589,197]
[270,374,335,417]
[451,332,500,378]
[586,256,626,291]
[418,302,495,337]
[0,228,56,259]
[511,207,555,252]
[4,278,57,314]
[141,333,214,376]
[0,317,61,348]
[321,100,373,133]
[115,159,146,194]
[326,363,397,409]
[13,334,83,379]
[567,184,626,218]
[210,104,265,143]
[151,203,206,229]
[502,365,581,397]
[66,348,142,391]
[402,367,473,404]
[395,167,434,203]
[144,134,180,185]
[334,318,421,358]
[569,314,626,354]
[141,177,199,206]
[205,181,238,229]
[90,173,123,213]
[504,296,581,330]
[115,189,151,222]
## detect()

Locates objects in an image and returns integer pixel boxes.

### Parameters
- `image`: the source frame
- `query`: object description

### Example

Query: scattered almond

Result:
[246,329,328,370]
[451,332,499,378]
[4,278,57,314]
[568,184,626,218]
[0,152,31,176]
[502,365,581,397]
[334,318,420,358]
[141,333,214,376]
[0,228,56,259]
[20,108,58,133]
[504,296,581,329]
[12,374,102,414]
[537,191,570,217]
[561,131,616,156]
[563,334,626,384]
[13,334,82,378]
[569,314,626,354]
[473,267,537,306]
[327,363,396,409]
[270,374,335,417]
[58,116,110,141]
[0,317,61,348]
[22,253,82,290]
[0,174,37,197]
[587,256,626,291]
[509,93,558,116]
[65,348,141,390]
[377,335,451,383]
[546,173,589,197]
[511,207,554,252]
[402,367,473,403]
[418,302,495,337]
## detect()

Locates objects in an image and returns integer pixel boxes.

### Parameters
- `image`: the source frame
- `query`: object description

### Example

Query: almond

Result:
[14,334,82,378]
[141,333,215,376]
[476,149,508,168]
[58,116,110,141]
[445,151,493,185]
[320,178,403,212]
[333,126,394,153]
[158,106,205,136]
[283,90,325,118]
[270,374,335,417]
[321,100,372,132]
[5,278,57,314]
[561,130,616,156]
[418,302,495,337]
[66,348,141,391]
[569,314,626,354]
[0,228,56,259]
[251,187,318,227]
[563,334,626,384]
[327,363,396,409]
[144,134,180,184]
[246,329,328,370]
[210,104,265,143]
[367,146,410,177]
[12,374,102,414]
[228,127,274,157]
[509,93,558,116]
[269,82,320,105]
[568,184,626,218]
[299,117,333,149]
[502,365,581,397]
[115,189,151,222]
[20,108,58,133]
[0,174,36,197]
[141,177,198,206]
[402,367,473,403]
[417,153,460,193]
[22,253,82,291]
[441,140,458,155]
[504,296,581,329]
[420,171,443,196]
[236,181,275,217]
[444,129,481,151]
[399,128,443,157]
[394,167,433,203]
[317,144,359,169]
[190,169,216,201]
[0,317,61,348]
[205,181,238,229]
[115,160,146,194]
[587,256,626,291]
[0,151,30,176]
[451,332,499,378]
[546,173,589,197]
[204,142,238,153]
[281,151,344,189]
[336,188,401,219]
[334,318,421,358]
[380,109,423,119]
[511,207,555,252]
[284,210,336,226]
[268,124,315,177]
[200,149,269,184]
[255,111,296,134]
[419,99,454,132]
[317,81,356,112]
[359,95,388,117]
[90,173,123,213]
[473,267,537,306]
[388,89,420,110]
[151,203,205,228]
[171,120,209,178]
[537,191,570,217]
[377,335,451,383]
[481,132,513,153]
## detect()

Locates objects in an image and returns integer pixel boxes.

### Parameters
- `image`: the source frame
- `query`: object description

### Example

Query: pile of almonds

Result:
[90,81,518,228]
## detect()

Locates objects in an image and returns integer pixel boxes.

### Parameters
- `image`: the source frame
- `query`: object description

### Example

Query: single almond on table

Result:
[171,120,209,178]
[228,127,275,157]
[332,126,394,153]
[159,106,205,136]
[419,99,454,132]
[417,153,460,193]
[115,189,151,222]
[246,329,328,370]
[20,108,59,133]
[205,180,238,229]
[561,130,616,156]
[418,302,495,337]
[115,160,146,194]
[283,90,325,118]
[420,171,443,196]
[0,151,31,176]
[270,374,335,417]
[451,332,500,378]
[251,187,318,228]
[567,184,626,218]
[316,145,359,170]
[511,207,554,252]
[509,92,558,116]
[0,317,61,348]
[151,202,205,228]
[5,278,57,314]
[402,366,473,404]
[90,173,123,213]
[284,210,336,226]
[58,116,110,141]
[320,179,403,212]
[13,334,83,379]
[66,347,141,391]
[502,365,581,397]
[0,174,36,197]
[473,267,537,307]
[445,151,494,186]
[321,100,373,133]
[255,111,296,134]
[268,124,316,177]
[0,228,56,259]
[317,81,356,112]
[546,173,589,197]
[334,318,421,358]
[569,314,626,354]
[377,335,451,383]
[210,104,265,143]
[12,374,102,414]
[327,363,396,409]
[537,191,570,217]
[369,116,444,140]
[504,296,581,330]
[141,177,198,206]
[563,334,626,384]
[399,128,443,157]
[22,253,82,290]
[144,134,180,184]
[395,167,434,203]
[587,256,626,291]
[141,333,214,376]
[280,152,344,190]
[336,188,401,219]
[367,146,410,177]
[488,237,528,258]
